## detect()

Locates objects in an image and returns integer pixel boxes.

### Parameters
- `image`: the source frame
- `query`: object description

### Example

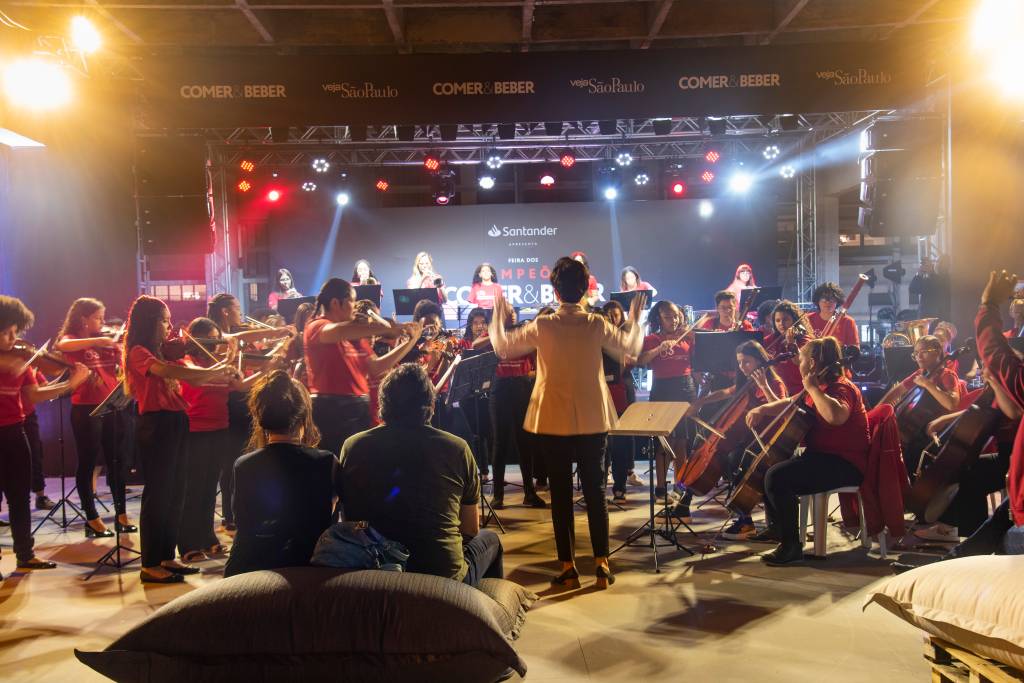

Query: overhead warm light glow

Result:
[972,0,1024,100]
[2,59,73,110]
[70,16,102,54]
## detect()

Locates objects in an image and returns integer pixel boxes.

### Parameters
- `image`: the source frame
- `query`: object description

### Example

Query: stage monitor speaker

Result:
[858,177,941,237]
[862,117,943,152]
[135,136,208,196]
[139,195,213,255]
[860,148,941,183]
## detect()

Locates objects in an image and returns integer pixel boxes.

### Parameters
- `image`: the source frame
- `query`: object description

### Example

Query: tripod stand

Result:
[32,393,85,534]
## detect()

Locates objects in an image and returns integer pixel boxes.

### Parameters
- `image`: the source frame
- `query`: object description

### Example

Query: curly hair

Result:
[648,300,681,335]
[472,263,499,285]
[0,295,34,333]
[771,300,803,334]
[378,363,435,427]
[812,282,845,310]
[412,299,443,323]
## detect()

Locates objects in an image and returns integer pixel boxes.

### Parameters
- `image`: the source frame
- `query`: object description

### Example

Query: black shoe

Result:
[654,486,667,500]
[550,566,581,589]
[115,521,138,534]
[761,545,804,566]
[0,519,10,528]
[748,527,783,543]
[890,561,919,575]
[491,496,505,510]
[223,522,237,531]
[17,557,57,570]
[612,490,626,502]
[595,565,615,590]
[35,496,56,510]
[494,666,515,682]
[141,571,184,584]
[85,524,114,539]
[162,563,200,575]
[523,493,547,509]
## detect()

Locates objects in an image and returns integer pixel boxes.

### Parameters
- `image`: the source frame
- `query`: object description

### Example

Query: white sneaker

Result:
[627,473,645,487]
[913,524,959,543]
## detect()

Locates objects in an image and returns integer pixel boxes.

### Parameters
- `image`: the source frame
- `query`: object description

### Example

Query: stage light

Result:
[559,153,576,169]
[336,191,350,206]
[424,156,441,172]
[312,158,330,173]
[762,144,780,160]
[539,173,555,187]
[301,181,317,192]
[634,172,650,186]
[478,175,496,190]
[699,200,714,218]
[485,152,503,170]
[972,0,1024,100]
[267,189,281,202]
[780,164,796,179]
[671,181,687,197]
[375,178,390,192]
[70,16,102,54]
[728,171,754,194]
[2,58,72,110]
[603,187,618,201]
[239,160,255,173]
[704,150,721,164]
[615,152,633,167]
[700,169,715,184]
[435,194,451,206]
[432,169,455,205]
[706,118,727,136]
[237,180,252,193]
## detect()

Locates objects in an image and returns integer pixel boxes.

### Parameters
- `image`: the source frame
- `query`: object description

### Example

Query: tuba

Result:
[881,317,936,348]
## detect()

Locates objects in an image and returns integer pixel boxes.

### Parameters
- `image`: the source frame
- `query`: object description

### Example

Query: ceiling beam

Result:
[521,0,534,52]
[639,0,673,49]
[761,0,811,45]
[236,0,273,43]
[381,0,406,51]
[880,0,942,39]
[84,0,143,44]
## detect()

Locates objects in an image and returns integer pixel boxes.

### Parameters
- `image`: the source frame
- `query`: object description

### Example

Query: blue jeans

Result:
[462,528,504,587]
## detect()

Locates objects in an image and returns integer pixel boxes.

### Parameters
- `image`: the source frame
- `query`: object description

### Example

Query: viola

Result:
[0,340,77,376]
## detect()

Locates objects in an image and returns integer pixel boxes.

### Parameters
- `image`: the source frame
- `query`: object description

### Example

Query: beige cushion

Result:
[864,556,1024,671]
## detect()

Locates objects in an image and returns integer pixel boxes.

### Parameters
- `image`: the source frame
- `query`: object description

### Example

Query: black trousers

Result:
[609,435,636,493]
[312,394,370,457]
[461,528,504,587]
[0,422,35,563]
[71,404,127,520]
[947,498,1014,559]
[219,392,252,525]
[23,412,45,493]
[939,441,1012,536]
[763,450,864,549]
[538,433,609,561]
[178,429,228,555]
[137,410,190,568]
[489,376,537,494]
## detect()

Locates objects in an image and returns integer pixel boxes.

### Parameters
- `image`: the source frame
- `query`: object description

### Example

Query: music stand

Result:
[84,382,140,579]
[609,401,695,572]
[354,284,383,309]
[691,330,764,374]
[882,347,916,385]
[32,389,85,534]
[446,351,505,532]
[276,295,315,323]
[610,291,652,310]
[393,288,439,316]
[739,287,783,317]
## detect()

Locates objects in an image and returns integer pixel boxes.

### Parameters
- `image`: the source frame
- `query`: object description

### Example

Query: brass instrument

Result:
[881,317,936,349]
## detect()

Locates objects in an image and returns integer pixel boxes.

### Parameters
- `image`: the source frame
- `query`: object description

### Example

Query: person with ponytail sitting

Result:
[224,371,338,578]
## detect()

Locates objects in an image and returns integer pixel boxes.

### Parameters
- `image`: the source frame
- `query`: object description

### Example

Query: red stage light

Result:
[237,180,252,192]
[424,156,441,172]
[540,173,556,187]
[704,150,721,164]
[700,170,715,184]
[559,153,576,169]
[267,189,281,202]
[671,181,687,197]
[435,194,450,206]
[375,179,390,192]
[239,160,255,173]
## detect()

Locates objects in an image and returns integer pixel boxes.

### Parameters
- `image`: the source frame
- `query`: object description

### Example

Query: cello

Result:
[890,344,969,464]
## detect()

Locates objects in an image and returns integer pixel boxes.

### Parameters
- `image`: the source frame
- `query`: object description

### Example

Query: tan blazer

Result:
[489,303,643,436]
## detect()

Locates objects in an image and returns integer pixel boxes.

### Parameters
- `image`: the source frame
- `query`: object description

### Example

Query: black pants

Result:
[609,435,636,493]
[178,429,228,555]
[137,410,189,568]
[461,528,504,587]
[219,426,248,526]
[538,433,609,561]
[71,404,127,520]
[764,450,864,549]
[23,412,45,493]
[490,376,537,495]
[312,394,370,457]
[947,499,1014,559]
[0,422,35,563]
[939,441,1012,536]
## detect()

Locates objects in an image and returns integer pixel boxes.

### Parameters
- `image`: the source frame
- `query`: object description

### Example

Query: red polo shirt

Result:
[303,317,371,397]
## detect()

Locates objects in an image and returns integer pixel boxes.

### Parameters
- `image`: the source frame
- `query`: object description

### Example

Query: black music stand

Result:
[276,295,316,323]
[883,347,916,385]
[610,291,653,310]
[84,382,141,579]
[447,351,504,532]
[739,287,783,318]
[692,330,764,375]
[393,288,440,316]
[354,284,383,309]
[32,375,85,534]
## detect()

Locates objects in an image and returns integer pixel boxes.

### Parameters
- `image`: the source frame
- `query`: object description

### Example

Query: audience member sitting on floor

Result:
[224,371,338,578]
[337,363,503,587]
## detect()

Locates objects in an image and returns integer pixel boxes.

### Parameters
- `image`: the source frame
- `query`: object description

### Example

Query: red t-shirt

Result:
[899,367,959,397]
[126,346,188,414]
[700,317,754,332]
[587,275,599,295]
[20,367,47,417]
[753,374,787,403]
[60,336,120,406]
[764,332,806,397]
[468,283,502,309]
[809,312,860,348]
[303,317,371,397]
[180,358,231,432]
[642,333,691,378]
[803,377,870,472]
[496,355,533,379]
[0,364,37,427]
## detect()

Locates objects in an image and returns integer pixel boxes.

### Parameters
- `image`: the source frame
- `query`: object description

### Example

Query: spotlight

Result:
[424,155,441,172]
[375,178,390,192]
[972,0,1024,100]
[336,191,350,206]
[485,152,503,170]
[239,160,255,173]
[559,152,576,169]
[70,16,102,54]
[301,181,317,192]
[312,158,330,173]
[728,171,754,194]
[706,117,727,136]
[267,189,281,202]
[237,180,252,193]
[2,58,72,110]
[497,123,516,140]
[652,118,672,136]
[699,200,714,218]
[598,120,617,135]
[615,152,634,167]
[435,194,450,206]
[670,181,687,197]
[432,170,455,205]
[780,164,796,179]
[762,144,781,160]
[478,175,496,190]
[704,149,721,164]
[603,187,619,201]
[700,169,716,184]
[539,173,556,188]
[633,172,650,186]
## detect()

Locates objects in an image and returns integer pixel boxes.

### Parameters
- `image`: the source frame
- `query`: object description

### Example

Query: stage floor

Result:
[0,473,930,682]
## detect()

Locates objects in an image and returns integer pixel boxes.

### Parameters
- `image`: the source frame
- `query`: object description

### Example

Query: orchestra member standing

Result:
[620,267,657,298]
[489,257,645,589]
[602,301,639,502]
[571,251,603,308]
[468,263,502,310]
[408,252,443,289]
[267,268,302,311]
[353,299,420,428]
[725,263,757,300]
[0,296,90,575]
[352,259,377,286]
[808,282,860,348]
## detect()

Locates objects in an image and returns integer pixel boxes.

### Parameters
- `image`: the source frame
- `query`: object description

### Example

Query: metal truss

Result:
[795,140,818,305]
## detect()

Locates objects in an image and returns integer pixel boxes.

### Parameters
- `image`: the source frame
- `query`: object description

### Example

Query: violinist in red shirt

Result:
[763,300,810,397]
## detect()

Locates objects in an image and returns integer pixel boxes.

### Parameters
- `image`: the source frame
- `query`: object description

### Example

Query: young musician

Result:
[55,298,135,537]
[467,263,502,310]
[602,301,639,501]
[1007,297,1024,338]
[700,290,753,332]
[267,268,302,311]
[756,299,779,338]
[303,278,411,456]
[725,263,757,300]
[0,296,91,575]
[489,257,645,589]
[620,267,657,298]
[122,295,236,583]
[808,282,860,348]
[354,299,420,428]
[571,251,602,307]
[764,300,810,397]
[352,259,377,286]
[745,337,869,566]
[407,251,442,289]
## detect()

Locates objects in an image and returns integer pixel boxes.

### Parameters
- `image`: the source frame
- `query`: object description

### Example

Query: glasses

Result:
[911,349,940,360]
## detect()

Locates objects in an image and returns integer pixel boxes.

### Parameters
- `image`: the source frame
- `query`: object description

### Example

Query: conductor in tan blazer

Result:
[489,257,645,589]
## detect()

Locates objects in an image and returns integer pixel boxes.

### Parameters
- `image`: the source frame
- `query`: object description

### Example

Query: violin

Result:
[1,340,78,376]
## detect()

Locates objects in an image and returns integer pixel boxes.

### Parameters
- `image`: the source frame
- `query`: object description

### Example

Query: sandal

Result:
[180,551,208,564]
[205,544,229,556]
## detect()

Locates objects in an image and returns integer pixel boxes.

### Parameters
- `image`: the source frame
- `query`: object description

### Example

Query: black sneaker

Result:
[761,545,804,566]
[35,496,56,511]
[523,493,547,509]
[491,496,505,510]
[748,527,783,543]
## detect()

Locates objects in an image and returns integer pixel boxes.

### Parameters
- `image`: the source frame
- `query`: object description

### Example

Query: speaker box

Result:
[139,195,213,254]
[862,117,943,152]
[860,148,941,182]
[858,177,941,237]
[135,136,208,196]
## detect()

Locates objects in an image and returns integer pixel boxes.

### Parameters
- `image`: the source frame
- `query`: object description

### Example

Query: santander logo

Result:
[488,225,502,237]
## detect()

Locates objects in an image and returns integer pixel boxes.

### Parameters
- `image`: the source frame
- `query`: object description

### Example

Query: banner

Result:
[137,42,923,129]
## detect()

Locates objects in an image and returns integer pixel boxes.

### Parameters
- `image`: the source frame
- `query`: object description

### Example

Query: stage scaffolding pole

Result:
[795,141,817,306]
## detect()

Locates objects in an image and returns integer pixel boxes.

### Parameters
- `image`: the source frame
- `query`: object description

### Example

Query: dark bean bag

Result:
[75,567,535,683]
